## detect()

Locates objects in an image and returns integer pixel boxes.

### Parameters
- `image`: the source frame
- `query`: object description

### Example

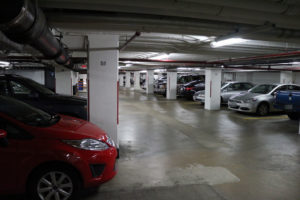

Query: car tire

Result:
[287,112,299,120]
[27,165,81,200]
[256,103,269,116]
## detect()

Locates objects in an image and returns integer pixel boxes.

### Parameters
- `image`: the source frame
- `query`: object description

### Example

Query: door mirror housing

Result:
[0,129,7,139]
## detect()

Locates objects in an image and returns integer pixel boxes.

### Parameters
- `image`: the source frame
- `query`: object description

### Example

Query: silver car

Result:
[228,83,300,116]
[193,82,254,104]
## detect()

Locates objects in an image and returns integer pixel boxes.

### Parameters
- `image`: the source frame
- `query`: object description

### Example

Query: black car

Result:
[179,80,205,99]
[0,74,87,120]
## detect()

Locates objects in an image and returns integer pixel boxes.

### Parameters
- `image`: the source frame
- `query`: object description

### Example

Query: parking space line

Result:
[242,115,288,120]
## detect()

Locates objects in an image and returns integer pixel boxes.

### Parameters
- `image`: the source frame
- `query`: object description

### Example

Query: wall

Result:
[235,71,280,84]
[55,68,73,95]
[1,69,45,84]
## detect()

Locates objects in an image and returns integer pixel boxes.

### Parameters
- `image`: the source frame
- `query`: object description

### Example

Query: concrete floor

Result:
[86,88,300,200]
[4,88,300,200]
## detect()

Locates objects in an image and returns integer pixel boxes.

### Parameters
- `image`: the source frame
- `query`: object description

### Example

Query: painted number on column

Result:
[100,61,107,66]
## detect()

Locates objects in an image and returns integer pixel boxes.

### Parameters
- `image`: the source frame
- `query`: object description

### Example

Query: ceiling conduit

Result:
[0,0,72,67]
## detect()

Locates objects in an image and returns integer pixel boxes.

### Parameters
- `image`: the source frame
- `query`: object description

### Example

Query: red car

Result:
[0,96,117,200]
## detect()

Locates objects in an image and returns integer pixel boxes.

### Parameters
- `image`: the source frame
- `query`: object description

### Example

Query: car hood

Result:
[231,92,265,100]
[32,115,107,140]
[46,94,87,105]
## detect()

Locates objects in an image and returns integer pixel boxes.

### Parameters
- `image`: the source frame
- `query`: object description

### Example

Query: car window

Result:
[0,79,9,95]
[10,81,32,95]
[242,83,253,90]
[287,85,300,91]
[250,84,277,94]
[274,85,287,93]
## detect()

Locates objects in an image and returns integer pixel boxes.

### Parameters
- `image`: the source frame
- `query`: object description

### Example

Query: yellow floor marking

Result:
[242,115,288,120]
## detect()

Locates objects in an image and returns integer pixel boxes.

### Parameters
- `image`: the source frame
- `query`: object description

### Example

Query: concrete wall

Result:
[235,71,280,84]
[55,69,73,95]
[294,72,300,84]
[1,69,45,85]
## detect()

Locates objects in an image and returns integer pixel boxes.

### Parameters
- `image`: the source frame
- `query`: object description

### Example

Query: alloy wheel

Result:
[37,171,73,200]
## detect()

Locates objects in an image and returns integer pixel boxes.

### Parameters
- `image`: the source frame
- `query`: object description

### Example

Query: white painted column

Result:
[280,71,293,84]
[166,72,177,99]
[146,70,154,94]
[205,68,222,110]
[134,71,141,90]
[125,72,131,88]
[55,67,73,95]
[88,34,118,149]
[119,74,124,87]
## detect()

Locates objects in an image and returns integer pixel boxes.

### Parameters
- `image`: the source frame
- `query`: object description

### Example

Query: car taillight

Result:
[186,87,194,91]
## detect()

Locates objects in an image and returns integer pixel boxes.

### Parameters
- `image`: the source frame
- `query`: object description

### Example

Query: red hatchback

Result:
[0,96,117,200]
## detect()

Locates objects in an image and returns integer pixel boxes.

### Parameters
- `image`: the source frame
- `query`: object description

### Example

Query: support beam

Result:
[280,71,293,84]
[146,70,154,94]
[134,71,141,90]
[125,72,131,88]
[166,72,177,99]
[205,68,222,110]
[88,34,119,149]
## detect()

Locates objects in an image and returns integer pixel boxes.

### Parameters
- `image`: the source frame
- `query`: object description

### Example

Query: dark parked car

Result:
[0,74,87,120]
[154,76,167,95]
[177,74,205,96]
[0,96,117,199]
[178,80,205,99]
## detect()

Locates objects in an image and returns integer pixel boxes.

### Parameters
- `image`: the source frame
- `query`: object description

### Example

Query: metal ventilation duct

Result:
[0,0,71,66]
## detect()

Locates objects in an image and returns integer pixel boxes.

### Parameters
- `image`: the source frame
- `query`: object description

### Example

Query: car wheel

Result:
[287,112,299,120]
[257,103,269,116]
[28,165,80,200]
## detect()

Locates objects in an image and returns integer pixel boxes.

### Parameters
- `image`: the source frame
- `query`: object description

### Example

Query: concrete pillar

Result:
[280,71,293,84]
[88,34,118,149]
[146,70,154,94]
[205,68,222,110]
[119,74,124,87]
[134,71,141,90]
[125,72,131,88]
[55,67,73,95]
[166,72,177,99]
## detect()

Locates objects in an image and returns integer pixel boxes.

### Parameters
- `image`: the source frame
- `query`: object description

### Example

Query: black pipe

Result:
[0,0,70,66]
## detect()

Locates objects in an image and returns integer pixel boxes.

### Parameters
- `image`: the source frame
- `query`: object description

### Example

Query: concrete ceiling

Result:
[2,0,300,71]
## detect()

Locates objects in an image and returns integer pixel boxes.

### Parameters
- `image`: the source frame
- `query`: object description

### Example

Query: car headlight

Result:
[106,136,115,147]
[63,139,109,151]
[245,98,257,103]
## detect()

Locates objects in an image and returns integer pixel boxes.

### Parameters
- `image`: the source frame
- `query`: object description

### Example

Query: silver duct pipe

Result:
[0,0,71,66]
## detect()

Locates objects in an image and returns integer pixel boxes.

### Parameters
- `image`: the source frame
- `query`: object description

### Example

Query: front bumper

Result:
[194,95,205,102]
[71,146,118,188]
[228,100,257,113]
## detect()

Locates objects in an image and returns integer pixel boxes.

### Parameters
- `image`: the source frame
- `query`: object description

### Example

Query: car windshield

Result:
[22,78,55,95]
[249,84,277,94]
[0,96,60,127]
[221,82,230,89]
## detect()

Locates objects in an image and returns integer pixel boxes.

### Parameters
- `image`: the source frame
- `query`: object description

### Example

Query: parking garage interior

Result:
[1,0,300,200]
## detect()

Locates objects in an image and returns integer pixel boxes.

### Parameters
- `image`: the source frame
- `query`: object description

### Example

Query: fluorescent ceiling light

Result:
[188,35,209,41]
[154,69,166,73]
[0,61,10,67]
[125,64,133,67]
[140,70,147,73]
[292,62,300,65]
[210,38,246,48]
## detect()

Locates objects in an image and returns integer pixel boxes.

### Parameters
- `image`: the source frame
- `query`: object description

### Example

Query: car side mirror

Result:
[0,129,8,147]
[0,129,7,139]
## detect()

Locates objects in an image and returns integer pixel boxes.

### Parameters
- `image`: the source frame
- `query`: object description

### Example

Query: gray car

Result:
[193,81,254,104]
[228,83,300,116]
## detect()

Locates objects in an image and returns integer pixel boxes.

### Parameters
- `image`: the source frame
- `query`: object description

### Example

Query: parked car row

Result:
[0,75,117,199]
[154,74,205,97]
